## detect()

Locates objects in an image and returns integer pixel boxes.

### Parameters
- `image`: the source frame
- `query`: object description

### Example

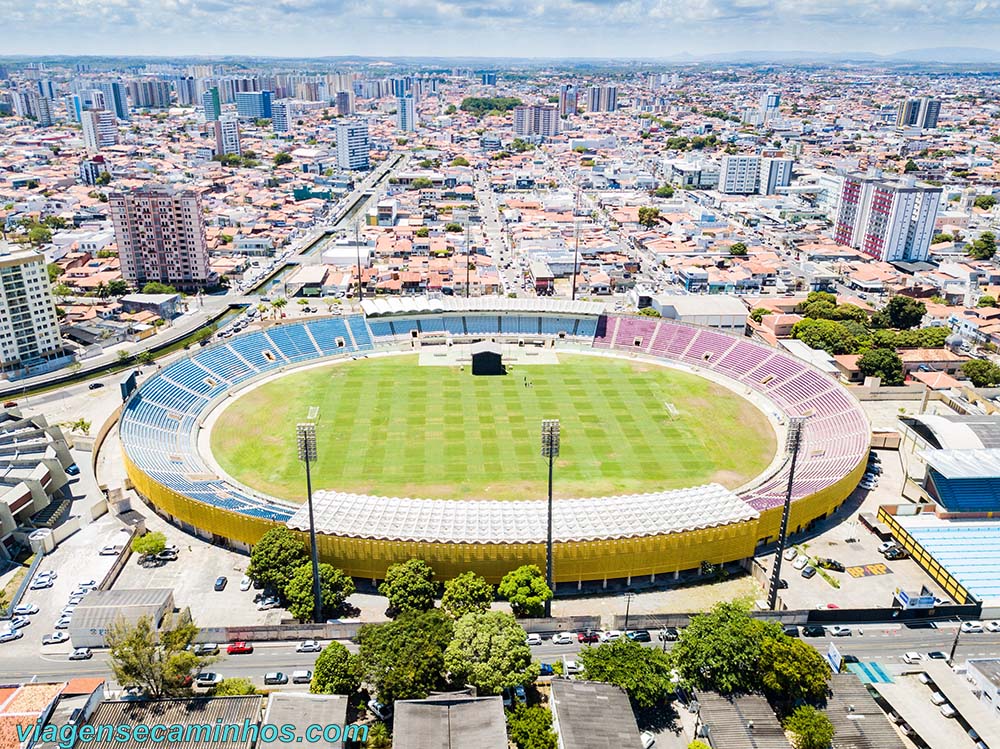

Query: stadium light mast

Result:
[571,190,580,301]
[466,221,471,299]
[541,419,560,617]
[354,222,364,303]
[296,422,323,623]
[767,416,806,611]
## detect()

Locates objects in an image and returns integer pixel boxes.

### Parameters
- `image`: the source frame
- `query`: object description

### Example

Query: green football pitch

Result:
[210,353,776,502]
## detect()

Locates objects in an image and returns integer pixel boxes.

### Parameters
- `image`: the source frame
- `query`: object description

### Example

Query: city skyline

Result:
[4,0,1000,60]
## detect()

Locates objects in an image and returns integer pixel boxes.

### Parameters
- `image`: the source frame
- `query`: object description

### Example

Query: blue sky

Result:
[4,0,1000,57]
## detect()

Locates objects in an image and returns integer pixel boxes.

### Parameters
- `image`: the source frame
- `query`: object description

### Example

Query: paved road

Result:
[5,623,999,689]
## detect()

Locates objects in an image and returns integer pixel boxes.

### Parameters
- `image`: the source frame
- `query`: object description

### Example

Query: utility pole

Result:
[466,221,471,298]
[354,222,363,303]
[767,417,806,611]
[541,419,560,618]
[296,422,323,623]
[623,592,635,631]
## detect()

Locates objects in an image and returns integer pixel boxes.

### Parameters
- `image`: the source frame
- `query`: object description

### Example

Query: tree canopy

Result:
[637,206,660,228]
[212,678,257,696]
[284,562,356,621]
[498,565,552,618]
[653,184,675,199]
[444,611,538,695]
[962,358,1000,388]
[357,610,454,704]
[379,559,438,615]
[790,318,857,356]
[874,295,927,330]
[969,232,997,261]
[728,242,748,256]
[142,282,177,295]
[758,636,831,708]
[857,348,904,386]
[273,152,293,166]
[246,527,308,595]
[784,705,835,749]
[578,636,675,708]
[507,704,558,749]
[131,531,167,558]
[441,571,494,619]
[974,194,997,210]
[459,97,523,117]
[310,641,361,695]
[106,614,206,697]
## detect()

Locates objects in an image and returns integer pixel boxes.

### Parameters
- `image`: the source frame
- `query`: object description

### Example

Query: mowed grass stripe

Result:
[210,353,776,502]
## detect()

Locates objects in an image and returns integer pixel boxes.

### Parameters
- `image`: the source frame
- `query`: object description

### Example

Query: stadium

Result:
[117,297,869,585]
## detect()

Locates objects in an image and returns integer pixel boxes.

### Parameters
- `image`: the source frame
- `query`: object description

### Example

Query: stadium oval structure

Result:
[119,297,869,584]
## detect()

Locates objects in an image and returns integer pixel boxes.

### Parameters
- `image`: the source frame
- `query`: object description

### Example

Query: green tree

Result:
[653,184,675,199]
[444,611,538,695]
[903,159,918,173]
[96,171,112,186]
[131,531,167,557]
[969,232,997,261]
[212,678,257,696]
[46,262,63,283]
[459,97,523,117]
[441,571,494,619]
[445,104,457,115]
[759,636,831,708]
[579,637,675,708]
[142,282,177,295]
[246,527,308,595]
[750,307,770,323]
[284,563,356,621]
[414,226,430,238]
[451,156,470,166]
[357,610,454,703]
[107,279,129,296]
[498,565,552,618]
[637,207,660,228]
[137,350,155,366]
[273,153,294,167]
[790,318,857,356]
[106,614,205,697]
[978,295,997,308]
[638,307,661,317]
[857,348,904,386]
[961,358,1000,387]
[507,704,558,749]
[729,242,748,256]
[365,723,392,749]
[974,194,997,210]
[310,641,361,695]
[784,705,835,749]
[411,177,433,189]
[380,559,438,615]
[30,226,53,246]
[444,222,463,232]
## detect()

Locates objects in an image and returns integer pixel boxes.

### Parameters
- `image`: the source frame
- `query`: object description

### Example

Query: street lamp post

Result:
[949,617,963,663]
[624,592,635,631]
[541,419,560,618]
[354,223,363,303]
[767,417,806,611]
[296,422,323,623]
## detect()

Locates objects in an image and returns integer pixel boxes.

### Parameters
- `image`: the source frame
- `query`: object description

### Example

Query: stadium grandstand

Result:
[118,297,870,584]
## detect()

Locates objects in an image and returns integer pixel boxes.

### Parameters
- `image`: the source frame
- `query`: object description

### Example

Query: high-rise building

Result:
[109,186,214,290]
[718,154,793,195]
[481,72,497,86]
[336,119,370,170]
[211,117,241,156]
[335,91,354,117]
[235,91,272,121]
[833,172,942,262]
[272,100,292,134]
[127,79,172,109]
[558,85,578,117]
[0,243,65,374]
[202,87,221,122]
[64,94,82,123]
[36,80,57,100]
[397,96,416,132]
[89,89,107,112]
[93,81,129,121]
[14,91,54,126]
[81,110,118,152]
[896,97,941,129]
[759,91,781,124]
[586,85,617,113]
[512,104,561,137]
[79,155,110,186]
[174,76,198,106]
[760,157,794,195]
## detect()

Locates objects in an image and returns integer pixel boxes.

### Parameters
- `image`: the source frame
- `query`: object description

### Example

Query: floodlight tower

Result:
[296,422,323,623]
[767,417,806,611]
[541,419,560,617]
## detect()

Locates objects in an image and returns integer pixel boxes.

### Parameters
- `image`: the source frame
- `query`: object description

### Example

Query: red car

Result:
[578,630,600,644]
[227,641,253,655]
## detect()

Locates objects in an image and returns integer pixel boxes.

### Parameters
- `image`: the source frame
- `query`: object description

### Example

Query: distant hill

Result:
[887,47,1000,63]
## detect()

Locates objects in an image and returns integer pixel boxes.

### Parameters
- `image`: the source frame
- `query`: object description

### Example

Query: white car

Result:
[292,670,313,684]
[296,640,322,653]
[239,577,252,592]
[77,580,97,589]
[42,632,69,645]
[985,621,1000,633]
[878,541,897,554]
[552,632,575,645]
[196,672,223,687]
[564,659,582,674]
[962,621,984,633]
[12,603,39,616]
[54,616,73,630]
[792,556,810,571]
[29,579,53,591]
[783,548,798,561]
[0,629,23,643]
[600,630,623,643]
[525,633,543,646]
[69,647,93,661]
[901,652,923,664]
[100,545,124,556]
[828,626,852,637]
[859,480,877,490]
[640,731,656,749]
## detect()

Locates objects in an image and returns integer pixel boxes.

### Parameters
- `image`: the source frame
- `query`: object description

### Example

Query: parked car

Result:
[29,579,53,591]
[88,382,104,390]
[196,673,223,687]
[0,630,23,643]
[525,633,543,646]
[367,700,392,720]
[878,541,898,554]
[792,556,810,571]
[658,627,680,641]
[599,630,623,643]
[78,580,97,589]
[12,604,38,616]
[640,731,656,749]
[9,617,30,630]
[256,596,281,611]
[296,640,322,653]
[100,545,124,556]
[42,632,69,645]
[194,643,219,656]
[884,547,908,560]
[155,550,178,562]
[538,663,554,677]
[816,558,845,572]
[564,659,582,675]
[69,648,93,660]
[65,464,80,476]
[263,672,288,685]
[902,652,923,664]
[552,632,575,645]
[578,630,600,644]
[240,577,253,592]
[927,651,949,660]
[214,576,228,591]
[227,641,253,654]
[782,625,800,637]
[54,616,73,630]
[859,480,877,491]
[292,670,313,684]
[961,621,984,633]
[801,625,826,637]
[801,566,817,579]
[783,548,798,561]
[626,630,651,642]
[828,626,852,637]
[985,621,1000,633]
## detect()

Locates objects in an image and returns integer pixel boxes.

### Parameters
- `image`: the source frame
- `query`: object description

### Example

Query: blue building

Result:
[235,91,272,121]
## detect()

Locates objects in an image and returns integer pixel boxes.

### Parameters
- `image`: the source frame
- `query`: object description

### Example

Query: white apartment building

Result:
[109,186,214,290]
[81,110,117,153]
[397,96,416,132]
[833,171,942,262]
[272,100,291,133]
[212,117,241,156]
[587,85,617,113]
[512,104,560,137]
[0,244,64,374]
[336,119,370,170]
[718,155,794,195]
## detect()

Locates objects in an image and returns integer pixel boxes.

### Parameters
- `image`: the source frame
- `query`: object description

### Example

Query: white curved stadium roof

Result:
[361,295,606,318]
[288,483,758,544]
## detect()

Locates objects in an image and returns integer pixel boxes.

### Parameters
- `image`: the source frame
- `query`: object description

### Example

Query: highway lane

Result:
[7,625,1000,688]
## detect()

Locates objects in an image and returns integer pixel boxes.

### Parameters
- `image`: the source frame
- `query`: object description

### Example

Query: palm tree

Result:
[271,297,287,319]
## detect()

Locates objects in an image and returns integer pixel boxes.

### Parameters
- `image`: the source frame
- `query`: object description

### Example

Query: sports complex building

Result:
[117,297,870,585]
